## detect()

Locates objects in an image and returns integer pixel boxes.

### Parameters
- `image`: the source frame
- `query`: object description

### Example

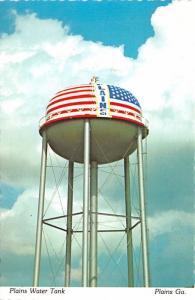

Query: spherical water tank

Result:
[39,81,148,164]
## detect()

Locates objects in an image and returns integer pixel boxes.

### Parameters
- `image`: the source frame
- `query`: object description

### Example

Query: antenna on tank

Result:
[90,76,99,83]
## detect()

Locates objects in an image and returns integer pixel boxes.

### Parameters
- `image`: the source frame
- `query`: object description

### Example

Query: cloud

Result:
[148,210,194,239]
[123,1,195,129]
[0,189,39,255]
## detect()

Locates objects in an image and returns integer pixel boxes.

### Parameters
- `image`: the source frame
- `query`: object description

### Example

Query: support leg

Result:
[124,156,134,287]
[89,161,98,287]
[82,119,90,287]
[137,127,150,287]
[64,161,74,287]
[33,131,48,286]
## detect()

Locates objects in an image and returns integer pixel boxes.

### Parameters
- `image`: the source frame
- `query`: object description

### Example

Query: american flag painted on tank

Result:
[107,84,142,123]
[43,83,143,126]
[108,85,141,113]
[108,85,141,108]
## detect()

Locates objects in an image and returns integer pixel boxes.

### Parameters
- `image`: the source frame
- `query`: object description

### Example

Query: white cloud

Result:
[0,189,37,255]
[124,1,195,125]
[148,210,194,239]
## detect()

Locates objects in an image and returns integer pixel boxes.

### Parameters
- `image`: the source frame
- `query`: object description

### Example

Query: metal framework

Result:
[33,123,150,287]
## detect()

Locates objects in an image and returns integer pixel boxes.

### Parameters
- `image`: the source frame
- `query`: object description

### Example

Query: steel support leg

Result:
[89,161,98,287]
[137,127,150,287]
[82,119,90,287]
[64,161,74,287]
[33,131,48,286]
[124,156,134,287]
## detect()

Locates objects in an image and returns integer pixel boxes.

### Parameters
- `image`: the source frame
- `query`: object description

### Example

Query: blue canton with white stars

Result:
[108,85,141,108]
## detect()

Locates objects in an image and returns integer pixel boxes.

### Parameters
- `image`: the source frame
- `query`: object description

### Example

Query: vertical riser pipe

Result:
[82,119,90,287]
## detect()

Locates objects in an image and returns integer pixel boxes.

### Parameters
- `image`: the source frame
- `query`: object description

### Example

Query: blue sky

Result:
[0,0,170,58]
[0,0,194,288]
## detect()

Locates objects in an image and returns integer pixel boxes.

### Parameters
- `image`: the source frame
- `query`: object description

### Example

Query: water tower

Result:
[33,77,150,287]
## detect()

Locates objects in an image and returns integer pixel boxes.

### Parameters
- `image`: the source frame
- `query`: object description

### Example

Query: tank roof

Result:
[40,82,148,130]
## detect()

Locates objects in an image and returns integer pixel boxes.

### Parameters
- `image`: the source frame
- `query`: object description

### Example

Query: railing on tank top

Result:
[39,108,149,129]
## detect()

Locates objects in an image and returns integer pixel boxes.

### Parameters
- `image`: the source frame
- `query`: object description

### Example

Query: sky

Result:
[0,0,194,288]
